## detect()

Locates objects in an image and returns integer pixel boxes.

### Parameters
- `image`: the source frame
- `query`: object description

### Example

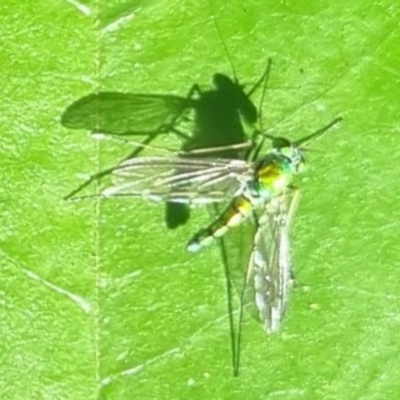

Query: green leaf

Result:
[2,0,400,399]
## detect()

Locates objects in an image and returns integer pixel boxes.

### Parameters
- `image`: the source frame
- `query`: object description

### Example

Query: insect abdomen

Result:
[186,195,253,252]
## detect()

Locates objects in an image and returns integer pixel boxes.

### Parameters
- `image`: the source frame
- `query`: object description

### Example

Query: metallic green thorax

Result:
[250,151,298,200]
[186,143,303,252]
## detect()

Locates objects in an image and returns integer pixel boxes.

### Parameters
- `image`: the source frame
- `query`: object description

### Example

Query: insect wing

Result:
[210,192,293,376]
[61,92,191,136]
[249,192,295,333]
[102,156,254,204]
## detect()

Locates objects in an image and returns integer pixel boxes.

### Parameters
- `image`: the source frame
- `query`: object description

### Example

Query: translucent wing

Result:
[61,92,191,136]
[246,191,296,333]
[213,190,296,374]
[102,156,254,204]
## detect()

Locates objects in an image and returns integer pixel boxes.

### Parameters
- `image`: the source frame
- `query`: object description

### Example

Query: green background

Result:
[2,0,400,398]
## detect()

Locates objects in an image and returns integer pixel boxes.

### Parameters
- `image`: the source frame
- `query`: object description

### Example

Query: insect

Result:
[78,117,341,374]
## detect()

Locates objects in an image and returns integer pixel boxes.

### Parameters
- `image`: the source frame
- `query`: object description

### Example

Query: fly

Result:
[81,117,341,376]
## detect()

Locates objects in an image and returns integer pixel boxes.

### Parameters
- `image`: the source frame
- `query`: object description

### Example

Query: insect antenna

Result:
[295,116,343,148]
